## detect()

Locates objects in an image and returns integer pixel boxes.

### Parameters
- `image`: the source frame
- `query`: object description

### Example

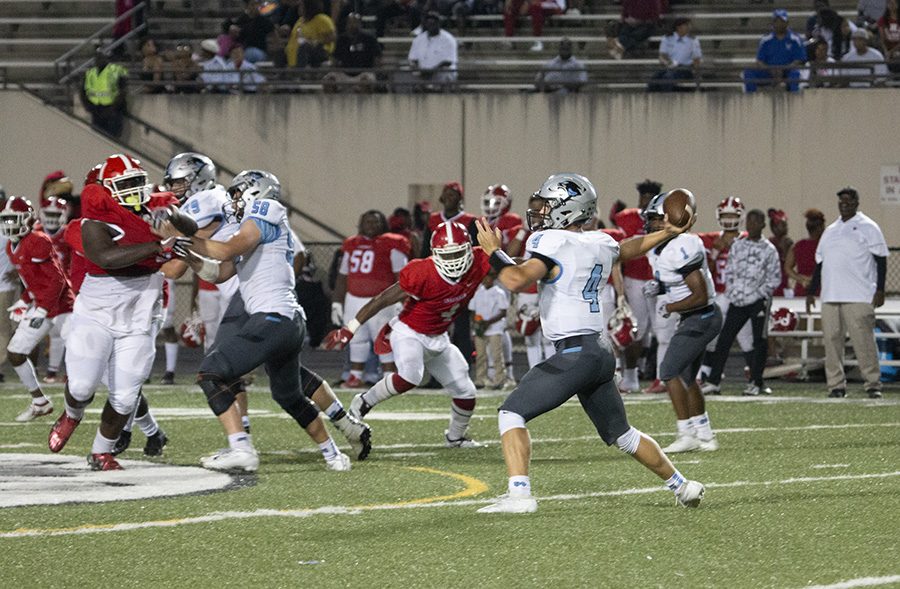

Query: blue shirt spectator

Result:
[744,9,808,92]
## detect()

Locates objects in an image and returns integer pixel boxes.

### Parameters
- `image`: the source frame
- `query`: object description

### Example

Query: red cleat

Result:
[341,374,367,389]
[642,379,667,394]
[88,453,124,471]
[48,413,81,453]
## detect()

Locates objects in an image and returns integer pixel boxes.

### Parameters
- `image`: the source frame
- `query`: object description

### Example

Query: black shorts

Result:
[659,304,723,383]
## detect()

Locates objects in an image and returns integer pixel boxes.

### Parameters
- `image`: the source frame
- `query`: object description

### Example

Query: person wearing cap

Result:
[743,9,807,92]
[198,39,229,92]
[648,16,702,92]
[839,28,888,86]
[80,47,129,138]
[807,187,889,399]
[408,12,458,89]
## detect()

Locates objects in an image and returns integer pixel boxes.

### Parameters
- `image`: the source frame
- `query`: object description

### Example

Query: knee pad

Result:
[274,394,320,428]
[498,410,526,436]
[199,372,237,416]
[615,426,641,455]
[445,376,477,399]
[66,381,96,405]
[300,366,324,398]
[107,389,140,417]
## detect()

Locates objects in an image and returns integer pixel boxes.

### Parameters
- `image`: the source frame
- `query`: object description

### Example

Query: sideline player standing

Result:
[474,173,705,514]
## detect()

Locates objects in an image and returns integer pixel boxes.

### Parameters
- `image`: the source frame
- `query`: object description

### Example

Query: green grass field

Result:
[1,381,898,588]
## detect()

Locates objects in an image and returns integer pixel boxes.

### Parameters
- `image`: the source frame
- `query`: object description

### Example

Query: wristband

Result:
[347,318,361,335]
[489,250,516,273]
[197,257,220,282]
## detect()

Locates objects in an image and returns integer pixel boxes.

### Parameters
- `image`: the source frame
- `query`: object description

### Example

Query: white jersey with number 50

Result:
[236,198,302,319]
[525,229,620,342]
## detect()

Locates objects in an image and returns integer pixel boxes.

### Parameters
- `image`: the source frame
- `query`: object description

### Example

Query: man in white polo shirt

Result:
[648,16,703,92]
[806,187,888,399]
[408,12,458,89]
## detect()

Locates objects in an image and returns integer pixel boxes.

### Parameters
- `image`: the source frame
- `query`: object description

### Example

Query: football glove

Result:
[7,299,28,323]
[373,322,394,355]
[323,326,355,351]
[642,280,663,298]
[171,237,193,259]
[657,299,671,319]
[331,301,344,327]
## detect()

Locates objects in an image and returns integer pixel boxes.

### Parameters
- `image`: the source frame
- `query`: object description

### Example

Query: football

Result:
[663,188,696,228]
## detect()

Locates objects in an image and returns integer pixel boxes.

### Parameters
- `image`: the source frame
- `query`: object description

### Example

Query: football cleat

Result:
[867,389,883,399]
[15,400,54,422]
[43,371,60,384]
[444,430,485,449]
[200,447,259,472]
[143,430,168,456]
[643,379,667,394]
[325,452,352,472]
[348,393,372,420]
[760,385,773,395]
[700,382,721,395]
[48,412,81,452]
[340,374,366,389]
[828,388,847,398]
[88,453,124,471]
[662,435,700,453]
[675,480,705,508]
[697,436,719,452]
[160,372,175,385]
[112,430,132,455]
[337,414,372,461]
[477,494,538,514]
[743,384,760,397]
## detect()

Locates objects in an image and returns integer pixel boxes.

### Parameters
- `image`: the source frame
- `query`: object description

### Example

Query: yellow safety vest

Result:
[84,64,128,106]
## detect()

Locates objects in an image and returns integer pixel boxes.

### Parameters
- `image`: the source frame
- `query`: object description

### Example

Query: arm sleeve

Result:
[765,246,782,295]
[246,218,280,244]
[808,262,822,295]
[693,39,703,60]
[874,255,887,291]
[338,252,349,275]
[390,248,408,273]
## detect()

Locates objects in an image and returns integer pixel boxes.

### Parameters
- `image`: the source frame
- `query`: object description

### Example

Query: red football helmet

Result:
[98,154,151,208]
[179,313,205,348]
[770,307,798,332]
[607,303,638,350]
[431,221,473,279]
[515,304,541,336]
[0,196,36,239]
[40,196,68,232]
[481,184,512,223]
[85,163,103,187]
[716,196,745,231]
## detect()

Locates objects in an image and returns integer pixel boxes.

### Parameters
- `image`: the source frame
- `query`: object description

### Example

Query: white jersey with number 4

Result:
[648,233,714,307]
[525,229,619,341]
[236,198,302,319]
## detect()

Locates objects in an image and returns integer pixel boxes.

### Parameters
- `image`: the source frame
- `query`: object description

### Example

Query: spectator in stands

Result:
[784,208,825,297]
[80,48,128,138]
[168,43,200,93]
[198,39,229,92]
[503,0,566,52]
[807,187,888,399]
[802,36,837,87]
[878,0,900,71]
[840,28,888,85]
[858,0,887,31]
[428,0,473,37]
[607,0,662,60]
[743,9,807,92]
[236,0,276,63]
[225,45,266,92]
[806,0,831,37]
[286,0,337,68]
[140,38,165,94]
[648,16,702,92]
[323,13,382,92]
[408,12,458,89]
[812,7,857,60]
[217,18,242,59]
[767,209,792,297]
[535,37,587,93]
[376,0,425,39]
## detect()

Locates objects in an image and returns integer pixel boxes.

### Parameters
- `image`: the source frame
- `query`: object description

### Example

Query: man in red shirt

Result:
[332,210,411,387]
[0,196,74,422]
[325,221,488,448]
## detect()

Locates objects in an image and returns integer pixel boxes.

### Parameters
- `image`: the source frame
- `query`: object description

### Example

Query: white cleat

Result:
[444,430,485,449]
[478,494,538,514]
[700,382,721,395]
[325,452,352,472]
[348,393,372,421]
[200,447,259,472]
[15,401,54,422]
[675,480,705,508]
[336,413,372,461]
[743,384,760,396]
[697,436,719,452]
[662,435,701,453]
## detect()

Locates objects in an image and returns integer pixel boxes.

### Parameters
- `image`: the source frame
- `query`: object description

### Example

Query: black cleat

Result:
[867,389,883,399]
[112,430,132,456]
[160,372,175,385]
[828,388,847,398]
[143,430,168,456]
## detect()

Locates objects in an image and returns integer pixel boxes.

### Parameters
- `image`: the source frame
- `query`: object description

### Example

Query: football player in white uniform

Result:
[474,173,705,514]
[644,191,722,453]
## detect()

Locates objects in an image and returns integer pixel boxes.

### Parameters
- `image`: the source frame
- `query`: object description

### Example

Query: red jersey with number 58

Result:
[398,247,490,335]
[341,232,411,297]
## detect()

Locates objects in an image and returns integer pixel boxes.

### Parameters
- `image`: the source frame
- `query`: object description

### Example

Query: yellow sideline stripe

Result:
[1,466,489,538]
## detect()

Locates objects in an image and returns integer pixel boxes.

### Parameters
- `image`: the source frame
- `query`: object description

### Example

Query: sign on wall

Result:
[881,165,900,205]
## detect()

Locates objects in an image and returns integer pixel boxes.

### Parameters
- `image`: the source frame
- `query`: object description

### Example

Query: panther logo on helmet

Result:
[430,221,473,280]
[526,173,597,232]
[0,196,36,240]
[481,184,511,224]
[770,307,798,332]
[515,303,540,336]
[40,196,68,233]
[98,154,151,210]
[179,313,205,348]
[607,303,638,350]
[716,196,745,231]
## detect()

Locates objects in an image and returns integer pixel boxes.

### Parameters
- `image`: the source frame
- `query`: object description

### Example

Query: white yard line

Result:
[799,575,900,589]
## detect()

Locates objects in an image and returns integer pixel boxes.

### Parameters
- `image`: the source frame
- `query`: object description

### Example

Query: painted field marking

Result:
[812,464,851,469]
[2,470,898,539]
[800,575,900,589]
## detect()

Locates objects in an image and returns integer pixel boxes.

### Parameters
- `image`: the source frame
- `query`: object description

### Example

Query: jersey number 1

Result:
[581,264,604,313]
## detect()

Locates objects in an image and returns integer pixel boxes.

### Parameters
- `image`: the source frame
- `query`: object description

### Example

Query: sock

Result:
[676,419,693,438]
[324,400,345,421]
[165,342,178,373]
[349,369,363,380]
[31,395,51,406]
[690,412,714,441]
[318,436,339,461]
[508,475,531,497]
[48,336,65,372]
[91,431,117,454]
[135,411,160,437]
[361,375,400,407]
[241,415,251,433]
[13,361,40,392]
[447,398,475,440]
[227,432,253,451]
[665,470,686,493]
[122,410,135,433]
[624,367,638,385]
[65,399,85,420]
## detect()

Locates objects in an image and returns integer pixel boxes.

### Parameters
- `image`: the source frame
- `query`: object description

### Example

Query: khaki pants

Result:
[821,302,881,391]
[0,289,18,369]
[474,333,505,387]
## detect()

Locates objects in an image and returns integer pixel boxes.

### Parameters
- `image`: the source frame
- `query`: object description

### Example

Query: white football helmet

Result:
[716,196,745,231]
[430,221,473,280]
[526,173,597,231]
[481,184,511,224]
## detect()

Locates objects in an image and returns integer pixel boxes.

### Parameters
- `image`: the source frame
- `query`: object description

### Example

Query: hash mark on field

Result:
[812,463,851,469]
[799,574,900,588]
[0,443,39,449]
[2,470,898,539]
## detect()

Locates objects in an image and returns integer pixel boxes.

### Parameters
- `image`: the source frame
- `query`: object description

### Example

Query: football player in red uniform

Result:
[0,196,74,422]
[39,180,73,384]
[324,221,488,448]
[48,154,184,471]
[331,210,411,387]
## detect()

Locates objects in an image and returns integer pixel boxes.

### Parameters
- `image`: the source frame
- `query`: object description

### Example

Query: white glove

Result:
[642,280,661,299]
[26,306,48,329]
[657,299,671,319]
[331,301,344,326]
[7,299,28,323]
